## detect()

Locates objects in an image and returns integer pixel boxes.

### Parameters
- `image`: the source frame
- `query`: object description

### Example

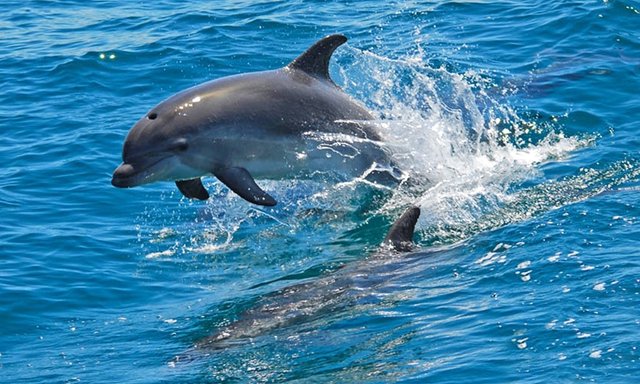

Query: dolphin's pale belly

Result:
[234,130,395,183]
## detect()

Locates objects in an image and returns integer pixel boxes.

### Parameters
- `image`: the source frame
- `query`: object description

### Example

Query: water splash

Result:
[332,44,620,244]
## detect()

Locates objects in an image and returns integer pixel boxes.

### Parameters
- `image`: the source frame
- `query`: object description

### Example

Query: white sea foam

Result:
[145,249,175,259]
[336,47,588,243]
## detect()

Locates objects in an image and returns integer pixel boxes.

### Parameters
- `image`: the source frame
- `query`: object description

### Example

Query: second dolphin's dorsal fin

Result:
[383,206,420,252]
[287,34,347,82]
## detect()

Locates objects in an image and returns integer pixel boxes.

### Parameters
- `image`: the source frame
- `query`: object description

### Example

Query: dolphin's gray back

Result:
[160,68,377,140]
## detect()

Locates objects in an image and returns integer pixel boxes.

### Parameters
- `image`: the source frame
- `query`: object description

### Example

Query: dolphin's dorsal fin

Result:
[287,34,347,82]
[383,206,420,252]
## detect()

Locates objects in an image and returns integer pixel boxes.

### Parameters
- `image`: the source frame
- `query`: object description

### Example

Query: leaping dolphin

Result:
[112,34,395,206]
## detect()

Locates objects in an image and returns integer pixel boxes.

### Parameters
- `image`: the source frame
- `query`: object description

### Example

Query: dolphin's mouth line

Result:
[111,157,166,187]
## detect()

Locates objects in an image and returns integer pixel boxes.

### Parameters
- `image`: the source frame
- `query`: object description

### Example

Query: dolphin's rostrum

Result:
[112,34,393,206]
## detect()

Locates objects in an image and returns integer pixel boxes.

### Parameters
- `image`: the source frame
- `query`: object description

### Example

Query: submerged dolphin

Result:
[112,34,395,206]
[172,206,420,362]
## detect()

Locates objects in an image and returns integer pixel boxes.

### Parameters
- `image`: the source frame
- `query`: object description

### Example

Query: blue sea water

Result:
[1,0,639,382]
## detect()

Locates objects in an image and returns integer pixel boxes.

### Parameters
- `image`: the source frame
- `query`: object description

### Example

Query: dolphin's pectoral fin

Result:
[214,167,277,206]
[176,178,210,200]
[383,206,420,252]
[287,34,347,83]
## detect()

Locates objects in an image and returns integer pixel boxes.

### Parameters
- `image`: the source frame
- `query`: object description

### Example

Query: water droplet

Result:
[589,350,602,359]
[593,282,606,291]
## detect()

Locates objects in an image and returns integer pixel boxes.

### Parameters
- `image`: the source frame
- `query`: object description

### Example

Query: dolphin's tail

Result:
[383,206,420,252]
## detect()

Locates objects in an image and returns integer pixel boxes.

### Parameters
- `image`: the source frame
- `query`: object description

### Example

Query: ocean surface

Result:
[2,1,639,382]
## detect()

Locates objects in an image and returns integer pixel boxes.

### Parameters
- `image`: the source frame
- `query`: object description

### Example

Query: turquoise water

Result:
[2,1,639,382]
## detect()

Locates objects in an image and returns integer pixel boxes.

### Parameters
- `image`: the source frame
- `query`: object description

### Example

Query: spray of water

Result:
[335,45,599,244]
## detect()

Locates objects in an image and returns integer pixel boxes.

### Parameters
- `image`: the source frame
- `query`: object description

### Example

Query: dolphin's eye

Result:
[148,112,158,120]
[171,138,189,152]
